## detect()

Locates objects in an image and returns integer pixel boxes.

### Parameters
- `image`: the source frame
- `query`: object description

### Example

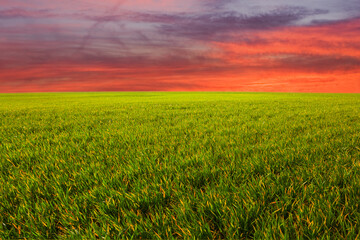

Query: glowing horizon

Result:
[1,0,359,93]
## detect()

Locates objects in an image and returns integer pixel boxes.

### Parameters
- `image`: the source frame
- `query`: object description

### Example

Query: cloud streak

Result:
[0,0,359,93]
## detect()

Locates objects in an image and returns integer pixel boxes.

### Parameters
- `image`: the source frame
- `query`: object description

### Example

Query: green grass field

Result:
[1,92,360,239]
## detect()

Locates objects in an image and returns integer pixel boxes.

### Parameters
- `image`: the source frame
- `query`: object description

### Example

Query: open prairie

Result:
[1,92,360,239]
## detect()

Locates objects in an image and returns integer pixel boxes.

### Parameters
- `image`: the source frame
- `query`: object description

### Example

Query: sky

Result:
[0,0,360,93]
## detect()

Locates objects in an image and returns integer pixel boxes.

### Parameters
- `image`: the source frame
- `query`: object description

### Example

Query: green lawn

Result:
[1,92,359,239]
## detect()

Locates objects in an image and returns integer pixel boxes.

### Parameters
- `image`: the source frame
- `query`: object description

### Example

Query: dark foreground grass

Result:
[0,92,360,239]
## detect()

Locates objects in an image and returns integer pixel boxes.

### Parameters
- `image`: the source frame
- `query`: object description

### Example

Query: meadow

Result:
[0,92,359,239]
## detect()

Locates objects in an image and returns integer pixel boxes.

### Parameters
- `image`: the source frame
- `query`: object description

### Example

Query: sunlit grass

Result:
[0,92,359,239]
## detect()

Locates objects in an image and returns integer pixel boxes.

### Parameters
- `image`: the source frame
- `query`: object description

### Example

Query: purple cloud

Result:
[0,8,54,19]
[156,7,329,40]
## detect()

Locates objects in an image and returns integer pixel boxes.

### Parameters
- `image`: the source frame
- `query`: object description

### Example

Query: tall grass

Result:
[0,92,359,239]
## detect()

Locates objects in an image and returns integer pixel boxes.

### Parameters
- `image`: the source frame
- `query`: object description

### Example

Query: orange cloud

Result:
[0,2,359,93]
[207,18,360,92]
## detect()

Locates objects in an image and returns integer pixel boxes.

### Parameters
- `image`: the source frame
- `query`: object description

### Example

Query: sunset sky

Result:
[1,0,360,92]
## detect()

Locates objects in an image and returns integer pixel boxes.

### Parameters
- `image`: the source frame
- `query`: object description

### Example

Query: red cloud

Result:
[0,5,359,93]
